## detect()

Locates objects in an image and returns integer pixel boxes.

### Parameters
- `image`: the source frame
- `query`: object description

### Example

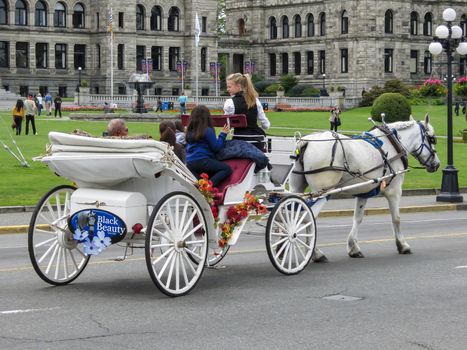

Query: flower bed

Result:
[419,78,447,97]
[454,77,467,99]
[275,103,333,112]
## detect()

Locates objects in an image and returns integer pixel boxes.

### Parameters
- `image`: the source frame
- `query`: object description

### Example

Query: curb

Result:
[1,203,465,235]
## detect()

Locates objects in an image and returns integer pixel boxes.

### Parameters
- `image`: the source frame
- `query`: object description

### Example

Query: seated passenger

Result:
[186,105,232,187]
[159,121,185,162]
[223,73,270,151]
[106,119,128,137]
[175,120,187,147]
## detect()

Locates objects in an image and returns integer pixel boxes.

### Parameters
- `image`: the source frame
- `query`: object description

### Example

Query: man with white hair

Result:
[106,118,128,137]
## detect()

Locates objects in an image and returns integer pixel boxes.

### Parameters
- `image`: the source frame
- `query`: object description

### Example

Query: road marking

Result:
[0,307,59,315]
[455,266,467,269]
[319,217,467,228]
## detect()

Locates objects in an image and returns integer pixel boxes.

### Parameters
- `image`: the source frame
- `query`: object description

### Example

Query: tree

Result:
[218,0,226,34]
[279,74,298,92]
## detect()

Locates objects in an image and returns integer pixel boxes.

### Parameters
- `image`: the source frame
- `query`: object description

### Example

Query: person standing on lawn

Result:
[54,94,62,118]
[24,94,38,135]
[179,92,188,115]
[12,99,25,135]
[329,106,341,132]
[44,92,53,116]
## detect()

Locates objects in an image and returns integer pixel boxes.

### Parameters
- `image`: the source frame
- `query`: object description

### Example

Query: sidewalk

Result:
[1,193,465,234]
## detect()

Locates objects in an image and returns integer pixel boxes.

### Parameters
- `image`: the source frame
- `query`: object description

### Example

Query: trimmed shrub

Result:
[254,80,275,93]
[371,93,411,123]
[265,83,281,94]
[289,84,307,96]
[279,74,298,92]
[383,79,410,97]
[360,86,384,107]
[301,86,321,97]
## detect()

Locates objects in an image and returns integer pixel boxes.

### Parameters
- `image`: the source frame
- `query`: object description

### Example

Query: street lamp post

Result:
[77,66,82,106]
[429,8,467,203]
[322,73,326,90]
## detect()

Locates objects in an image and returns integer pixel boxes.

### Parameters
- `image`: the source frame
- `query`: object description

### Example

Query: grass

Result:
[0,105,466,206]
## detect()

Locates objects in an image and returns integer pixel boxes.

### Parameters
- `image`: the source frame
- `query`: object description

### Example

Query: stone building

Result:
[0,0,218,97]
[220,0,467,96]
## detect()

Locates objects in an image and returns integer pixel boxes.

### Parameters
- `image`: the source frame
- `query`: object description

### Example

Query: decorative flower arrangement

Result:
[419,78,447,97]
[196,173,218,205]
[73,229,112,256]
[218,192,268,248]
[454,77,467,98]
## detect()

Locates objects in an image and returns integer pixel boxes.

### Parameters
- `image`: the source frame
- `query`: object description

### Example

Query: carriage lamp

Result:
[132,223,143,234]
[428,8,466,203]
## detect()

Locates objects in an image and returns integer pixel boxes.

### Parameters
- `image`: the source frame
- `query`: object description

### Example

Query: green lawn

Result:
[0,105,466,206]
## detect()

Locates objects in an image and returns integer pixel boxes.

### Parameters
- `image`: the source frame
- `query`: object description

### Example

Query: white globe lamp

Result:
[451,25,463,39]
[435,25,449,39]
[457,42,467,55]
[442,8,456,22]
[428,42,443,56]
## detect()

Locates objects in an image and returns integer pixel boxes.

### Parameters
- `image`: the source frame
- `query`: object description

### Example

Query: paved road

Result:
[1,211,467,349]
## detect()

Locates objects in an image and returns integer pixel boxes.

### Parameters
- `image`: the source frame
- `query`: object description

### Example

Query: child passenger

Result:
[186,105,232,187]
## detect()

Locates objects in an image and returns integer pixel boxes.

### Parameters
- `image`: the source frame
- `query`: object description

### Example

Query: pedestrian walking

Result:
[329,106,342,132]
[155,96,162,112]
[12,99,25,135]
[24,94,38,135]
[44,92,53,115]
[179,92,188,115]
[455,101,460,116]
[36,93,43,116]
[54,94,62,118]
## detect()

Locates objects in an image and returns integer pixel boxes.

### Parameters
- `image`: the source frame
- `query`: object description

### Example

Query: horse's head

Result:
[409,114,440,173]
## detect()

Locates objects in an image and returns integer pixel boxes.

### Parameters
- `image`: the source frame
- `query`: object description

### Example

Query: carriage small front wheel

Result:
[28,185,91,285]
[145,192,208,297]
[266,195,317,275]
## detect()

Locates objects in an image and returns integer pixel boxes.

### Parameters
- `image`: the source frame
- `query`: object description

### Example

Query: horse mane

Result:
[387,120,418,130]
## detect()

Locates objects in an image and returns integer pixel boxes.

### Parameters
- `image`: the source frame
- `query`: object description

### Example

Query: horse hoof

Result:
[399,247,412,255]
[349,251,365,258]
[313,255,328,263]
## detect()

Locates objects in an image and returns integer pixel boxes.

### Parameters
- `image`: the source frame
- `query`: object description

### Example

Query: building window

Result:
[136,45,145,71]
[202,88,209,96]
[462,15,467,37]
[118,12,124,28]
[151,46,162,71]
[423,13,432,36]
[172,88,180,96]
[39,86,48,95]
[281,52,288,74]
[340,48,348,73]
[155,87,162,95]
[202,16,207,32]
[410,50,418,73]
[16,42,28,68]
[307,14,314,37]
[424,51,432,74]
[74,44,86,69]
[150,6,161,31]
[319,50,325,74]
[0,41,9,67]
[73,3,85,28]
[341,10,349,34]
[20,86,29,96]
[58,85,67,97]
[168,47,179,71]
[294,52,301,75]
[294,15,301,38]
[15,0,27,26]
[0,0,7,25]
[36,43,47,68]
[460,57,466,76]
[282,16,289,38]
[118,85,126,95]
[238,18,245,35]
[319,12,325,36]
[136,4,145,30]
[306,51,313,74]
[410,11,418,35]
[168,7,179,32]
[269,53,276,76]
[117,44,124,69]
[54,2,66,27]
[384,48,393,73]
[96,12,99,29]
[55,43,67,69]
[35,1,47,27]
[269,17,277,39]
[385,10,393,34]
[201,47,207,72]
[96,44,101,68]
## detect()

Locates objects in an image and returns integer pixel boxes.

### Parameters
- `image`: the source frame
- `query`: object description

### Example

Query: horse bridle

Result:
[411,121,437,167]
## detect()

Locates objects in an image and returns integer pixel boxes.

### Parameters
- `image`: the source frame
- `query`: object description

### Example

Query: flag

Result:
[194,12,201,47]
[108,8,113,34]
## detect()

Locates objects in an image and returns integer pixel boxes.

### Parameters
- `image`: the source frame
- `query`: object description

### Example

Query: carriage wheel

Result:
[206,243,230,267]
[145,192,208,297]
[266,195,316,275]
[28,185,90,285]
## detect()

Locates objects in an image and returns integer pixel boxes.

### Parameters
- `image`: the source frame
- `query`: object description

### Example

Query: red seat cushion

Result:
[215,159,254,204]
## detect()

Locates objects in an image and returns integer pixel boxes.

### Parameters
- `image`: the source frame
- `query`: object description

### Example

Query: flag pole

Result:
[195,12,200,105]
[109,7,114,106]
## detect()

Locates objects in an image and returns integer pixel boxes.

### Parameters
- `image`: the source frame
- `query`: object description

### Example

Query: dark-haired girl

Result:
[12,99,25,135]
[186,105,232,187]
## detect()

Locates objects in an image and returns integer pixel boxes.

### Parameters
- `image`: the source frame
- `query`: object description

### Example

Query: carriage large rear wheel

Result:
[145,192,208,297]
[266,195,316,275]
[28,185,90,285]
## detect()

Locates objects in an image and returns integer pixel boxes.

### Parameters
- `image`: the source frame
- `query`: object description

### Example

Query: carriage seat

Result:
[214,159,255,205]
[181,114,248,128]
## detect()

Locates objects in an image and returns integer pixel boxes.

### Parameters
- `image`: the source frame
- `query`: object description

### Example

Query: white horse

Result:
[290,115,440,262]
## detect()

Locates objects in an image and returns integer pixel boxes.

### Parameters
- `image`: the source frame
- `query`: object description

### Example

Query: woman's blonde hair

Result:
[226,73,258,109]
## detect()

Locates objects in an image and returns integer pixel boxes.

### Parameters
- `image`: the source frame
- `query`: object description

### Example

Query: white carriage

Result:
[28,115,321,297]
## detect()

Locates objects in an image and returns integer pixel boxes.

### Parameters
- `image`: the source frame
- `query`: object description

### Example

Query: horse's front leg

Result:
[347,197,367,258]
[386,191,412,254]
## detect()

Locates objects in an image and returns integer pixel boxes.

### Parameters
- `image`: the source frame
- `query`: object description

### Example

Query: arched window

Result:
[385,10,393,34]
[0,0,7,25]
[424,50,432,74]
[73,3,85,28]
[150,6,162,31]
[168,7,179,32]
[15,0,27,26]
[319,12,325,36]
[294,15,301,38]
[35,1,47,26]
[238,18,245,35]
[54,2,66,27]
[423,12,432,36]
[282,16,289,38]
[461,14,467,36]
[341,10,349,34]
[136,4,145,30]
[410,11,418,35]
[307,14,314,37]
[269,17,277,39]
[201,47,206,72]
